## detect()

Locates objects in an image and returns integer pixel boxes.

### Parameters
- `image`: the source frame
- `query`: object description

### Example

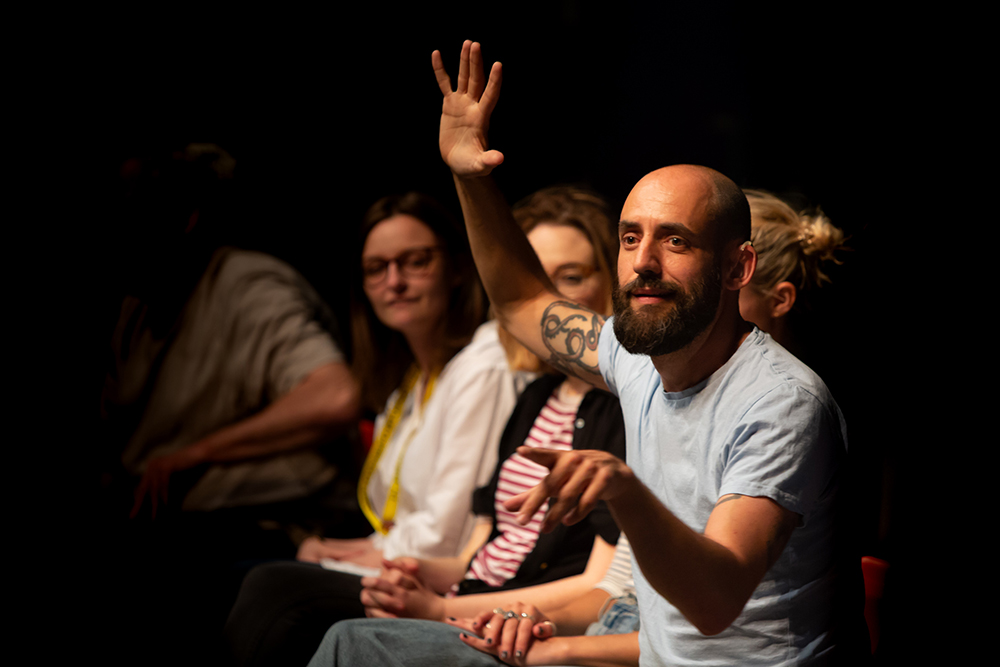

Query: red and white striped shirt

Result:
[465,388,583,587]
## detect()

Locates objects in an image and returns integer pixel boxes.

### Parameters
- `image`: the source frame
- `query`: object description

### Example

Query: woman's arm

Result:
[362,535,616,622]
[381,518,494,595]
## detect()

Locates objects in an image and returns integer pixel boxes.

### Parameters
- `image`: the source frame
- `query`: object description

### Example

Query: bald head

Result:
[624,165,750,253]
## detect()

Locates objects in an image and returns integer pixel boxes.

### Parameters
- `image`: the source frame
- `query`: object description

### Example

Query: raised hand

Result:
[446,602,557,666]
[504,447,634,533]
[432,40,504,177]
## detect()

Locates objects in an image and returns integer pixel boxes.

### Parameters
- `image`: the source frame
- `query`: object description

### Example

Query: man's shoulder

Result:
[730,330,833,398]
[720,329,845,436]
[210,247,301,284]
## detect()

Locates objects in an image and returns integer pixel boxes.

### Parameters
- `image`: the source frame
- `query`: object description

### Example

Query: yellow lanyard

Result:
[358,365,439,535]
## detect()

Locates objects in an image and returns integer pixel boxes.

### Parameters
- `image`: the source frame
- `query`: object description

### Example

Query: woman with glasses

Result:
[293,191,525,569]
[226,192,524,667]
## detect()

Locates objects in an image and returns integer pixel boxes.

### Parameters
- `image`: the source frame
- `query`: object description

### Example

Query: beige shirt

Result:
[103,247,344,510]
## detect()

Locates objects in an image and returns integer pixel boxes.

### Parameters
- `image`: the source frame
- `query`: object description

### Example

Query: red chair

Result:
[861,556,889,654]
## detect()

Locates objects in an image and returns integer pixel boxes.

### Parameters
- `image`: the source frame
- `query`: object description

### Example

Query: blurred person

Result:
[738,189,847,354]
[104,143,360,521]
[99,143,361,667]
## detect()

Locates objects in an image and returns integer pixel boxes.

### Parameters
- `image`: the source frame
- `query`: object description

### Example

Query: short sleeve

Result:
[223,251,344,401]
[719,385,843,519]
[598,318,621,397]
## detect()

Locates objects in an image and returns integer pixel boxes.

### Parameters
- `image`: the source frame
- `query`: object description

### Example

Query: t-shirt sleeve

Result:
[718,385,843,520]
[598,318,621,398]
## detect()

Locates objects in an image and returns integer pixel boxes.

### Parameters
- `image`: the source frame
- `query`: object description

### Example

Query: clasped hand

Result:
[446,602,558,666]
[505,447,633,533]
[359,558,444,620]
[433,40,504,177]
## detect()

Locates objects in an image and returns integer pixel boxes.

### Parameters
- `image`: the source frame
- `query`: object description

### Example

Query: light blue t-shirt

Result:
[599,322,847,666]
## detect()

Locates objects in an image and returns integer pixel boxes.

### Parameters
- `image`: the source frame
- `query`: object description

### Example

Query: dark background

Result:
[63,1,925,661]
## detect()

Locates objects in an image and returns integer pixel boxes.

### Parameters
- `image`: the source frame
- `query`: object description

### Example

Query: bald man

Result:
[429,42,854,666]
[311,42,855,667]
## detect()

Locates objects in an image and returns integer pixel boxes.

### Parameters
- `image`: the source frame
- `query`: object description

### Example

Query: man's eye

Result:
[667,237,687,248]
[622,234,638,246]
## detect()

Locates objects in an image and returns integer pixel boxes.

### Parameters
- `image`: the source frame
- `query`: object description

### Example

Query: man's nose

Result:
[632,238,661,277]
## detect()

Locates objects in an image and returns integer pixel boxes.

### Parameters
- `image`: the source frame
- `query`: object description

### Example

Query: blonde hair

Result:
[498,186,617,373]
[745,189,847,296]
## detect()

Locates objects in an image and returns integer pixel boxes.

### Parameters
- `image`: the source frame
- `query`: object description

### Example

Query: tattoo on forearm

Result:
[541,301,603,378]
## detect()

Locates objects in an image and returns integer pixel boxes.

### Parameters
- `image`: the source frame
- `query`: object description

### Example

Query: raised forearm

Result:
[193,362,360,463]
[453,174,555,314]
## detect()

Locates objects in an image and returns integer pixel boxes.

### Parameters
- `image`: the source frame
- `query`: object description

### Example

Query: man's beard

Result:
[612,265,722,357]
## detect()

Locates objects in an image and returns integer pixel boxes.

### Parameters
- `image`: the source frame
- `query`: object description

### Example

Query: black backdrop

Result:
[65,2,925,660]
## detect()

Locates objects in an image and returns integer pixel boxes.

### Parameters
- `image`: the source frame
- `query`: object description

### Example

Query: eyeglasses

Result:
[362,246,443,285]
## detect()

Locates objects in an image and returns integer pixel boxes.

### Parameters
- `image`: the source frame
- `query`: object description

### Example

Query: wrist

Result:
[434,595,453,622]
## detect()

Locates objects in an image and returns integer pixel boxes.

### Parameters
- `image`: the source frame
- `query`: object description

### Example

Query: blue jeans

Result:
[586,593,640,635]
[307,593,640,666]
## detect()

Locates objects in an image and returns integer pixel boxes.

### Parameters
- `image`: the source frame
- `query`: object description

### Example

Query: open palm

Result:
[433,41,504,177]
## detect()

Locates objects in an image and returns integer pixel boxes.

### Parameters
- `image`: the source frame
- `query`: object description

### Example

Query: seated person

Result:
[105,143,360,520]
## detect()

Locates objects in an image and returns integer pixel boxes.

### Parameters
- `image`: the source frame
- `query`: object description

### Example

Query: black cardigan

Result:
[457,374,626,596]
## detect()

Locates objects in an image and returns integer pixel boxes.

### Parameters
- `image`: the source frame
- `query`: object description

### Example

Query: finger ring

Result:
[493,608,506,615]
[519,612,535,620]
[504,611,517,620]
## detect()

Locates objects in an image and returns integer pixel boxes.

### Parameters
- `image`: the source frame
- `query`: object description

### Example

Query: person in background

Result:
[105,142,361,522]
[738,189,847,353]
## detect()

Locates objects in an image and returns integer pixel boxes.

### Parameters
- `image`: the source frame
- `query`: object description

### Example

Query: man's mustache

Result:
[617,276,683,298]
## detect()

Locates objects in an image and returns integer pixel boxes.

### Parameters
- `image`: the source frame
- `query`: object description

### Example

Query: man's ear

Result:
[769,281,797,318]
[725,241,757,291]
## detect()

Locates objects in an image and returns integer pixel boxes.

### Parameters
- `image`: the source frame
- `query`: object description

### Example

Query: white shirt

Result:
[369,321,530,560]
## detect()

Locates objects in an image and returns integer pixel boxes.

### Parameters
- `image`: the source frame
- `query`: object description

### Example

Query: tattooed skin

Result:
[541,300,604,378]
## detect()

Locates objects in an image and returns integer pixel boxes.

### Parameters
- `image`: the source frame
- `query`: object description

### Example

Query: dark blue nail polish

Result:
[448,617,456,621]
[501,651,508,659]
[516,651,523,658]
[486,638,492,645]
